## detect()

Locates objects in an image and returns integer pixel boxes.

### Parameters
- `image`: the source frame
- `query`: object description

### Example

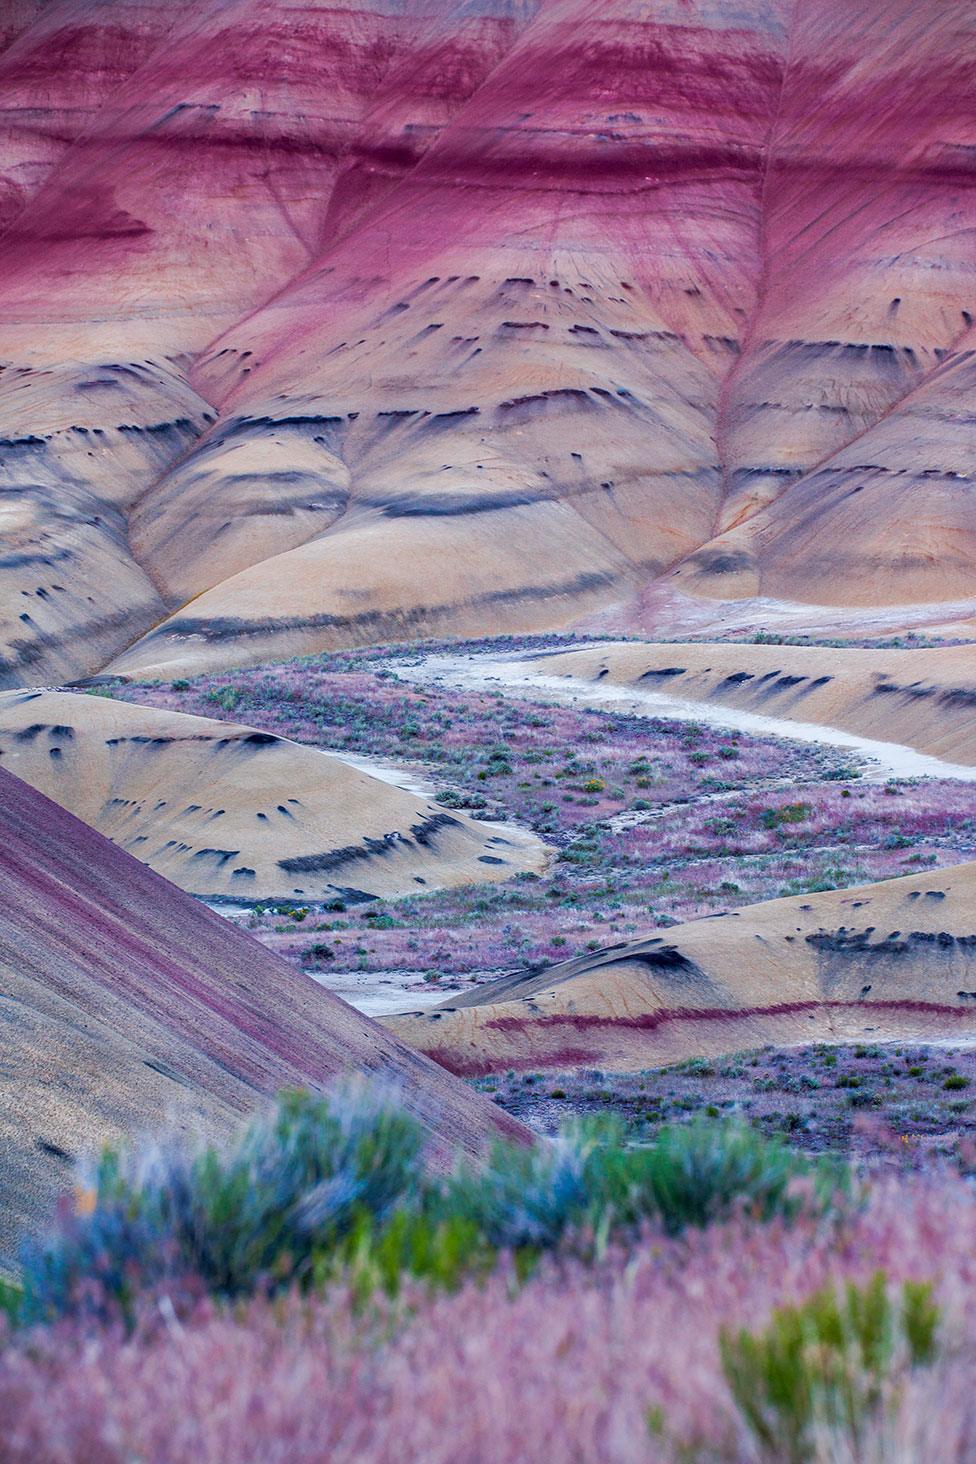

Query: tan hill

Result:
[0,689,545,901]
[385,862,976,1075]
[0,764,529,1264]
[0,0,538,688]
[525,641,976,767]
[2,4,976,681]
[101,0,768,680]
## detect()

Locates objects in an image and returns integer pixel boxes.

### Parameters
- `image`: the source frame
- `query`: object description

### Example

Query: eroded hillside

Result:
[3,0,976,684]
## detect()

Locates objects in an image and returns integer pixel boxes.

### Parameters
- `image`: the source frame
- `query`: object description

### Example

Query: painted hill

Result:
[0,0,195,234]
[0,763,529,1264]
[0,688,545,900]
[522,641,976,768]
[385,861,976,1074]
[0,0,539,688]
[0,2,974,683]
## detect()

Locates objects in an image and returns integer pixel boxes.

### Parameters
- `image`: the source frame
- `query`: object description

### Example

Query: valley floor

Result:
[478,1041,976,1166]
[112,633,976,1017]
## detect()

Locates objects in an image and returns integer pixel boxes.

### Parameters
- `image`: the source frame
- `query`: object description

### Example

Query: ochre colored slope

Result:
[4,2,976,679]
[528,641,976,766]
[385,862,976,1074]
[664,339,976,614]
[714,0,976,535]
[112,0,789,677]
[0,765,529,1263]
[596,2,976,633]
[0,0,538,687]
[0,689,546,900]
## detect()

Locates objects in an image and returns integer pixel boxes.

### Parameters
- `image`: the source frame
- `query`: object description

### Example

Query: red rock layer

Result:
[0,0,197,233]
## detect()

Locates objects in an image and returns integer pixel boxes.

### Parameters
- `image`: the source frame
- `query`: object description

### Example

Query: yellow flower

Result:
[73,1185,97,1217]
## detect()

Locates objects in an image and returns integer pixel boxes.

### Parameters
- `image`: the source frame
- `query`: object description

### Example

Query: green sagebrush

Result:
[720,1271,939,1462]
[16,1093,846,1325]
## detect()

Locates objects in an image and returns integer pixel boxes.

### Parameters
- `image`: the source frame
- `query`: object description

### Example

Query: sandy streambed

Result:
[398,645,976,786]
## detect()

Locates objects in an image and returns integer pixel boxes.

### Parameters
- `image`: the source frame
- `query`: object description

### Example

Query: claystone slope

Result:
[386,861,976,1074]
[2,1,976,684]
[0,688,546,901]
[0,764,529,1264]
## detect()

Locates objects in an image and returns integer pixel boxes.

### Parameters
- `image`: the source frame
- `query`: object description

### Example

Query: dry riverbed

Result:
[111,635,976,1018]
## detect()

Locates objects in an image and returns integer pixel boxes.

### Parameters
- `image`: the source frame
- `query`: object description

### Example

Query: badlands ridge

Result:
[0,688,545,900]
[1,1,976,683]
[388,860,976,1074]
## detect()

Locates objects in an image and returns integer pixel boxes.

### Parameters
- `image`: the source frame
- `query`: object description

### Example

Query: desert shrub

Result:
[673,1057,715,1077]
[302,942,334,964]
[0,1277,22,1322]
[19,1085,426,1324]
[441,1117,841,1252]
[598,1119,844,1236]
[16,1098,845,1325]
[336,1209,492,1302]
[438,1121,601,1254]
[761,802,812,829]
[205,686,242,712]
[721,1272,939,1462]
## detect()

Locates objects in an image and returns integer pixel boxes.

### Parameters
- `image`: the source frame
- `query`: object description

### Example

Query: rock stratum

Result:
[0,764,529,1263]
[386,862,976,1074]
[0,689,545,900]
[2,0,976,683]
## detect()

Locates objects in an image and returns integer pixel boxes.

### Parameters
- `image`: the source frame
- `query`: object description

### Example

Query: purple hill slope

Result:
[0,765,528,1264]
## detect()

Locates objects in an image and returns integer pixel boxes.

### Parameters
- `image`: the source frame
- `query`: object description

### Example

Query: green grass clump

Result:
[205,686,242,712]
[721,1272,939,1462]
[761,802,812,829]
[0,1275,22,1322]
[598,1118,844,1236]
